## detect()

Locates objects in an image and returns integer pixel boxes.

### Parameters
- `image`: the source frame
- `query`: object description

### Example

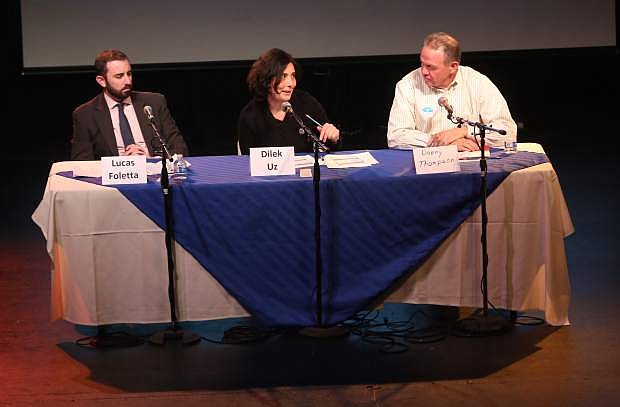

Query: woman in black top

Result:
[237,48,340,154]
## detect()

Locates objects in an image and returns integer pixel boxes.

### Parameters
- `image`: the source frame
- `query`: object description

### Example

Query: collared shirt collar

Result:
[103,92,132,110]
[431,68,460,93]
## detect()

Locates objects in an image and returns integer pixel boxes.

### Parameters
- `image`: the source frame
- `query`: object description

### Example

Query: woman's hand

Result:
[318,123,340,143]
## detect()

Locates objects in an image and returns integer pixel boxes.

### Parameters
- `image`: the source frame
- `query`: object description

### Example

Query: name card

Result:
[101,156,147,185]
[413,145,460,174]
[250,147,295,176]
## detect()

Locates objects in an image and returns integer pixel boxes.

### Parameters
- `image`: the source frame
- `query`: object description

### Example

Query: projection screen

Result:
[20,0,615,69]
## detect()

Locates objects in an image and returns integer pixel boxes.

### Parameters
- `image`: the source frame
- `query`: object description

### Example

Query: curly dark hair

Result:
[94,49,129,76]
[246,48,300,100]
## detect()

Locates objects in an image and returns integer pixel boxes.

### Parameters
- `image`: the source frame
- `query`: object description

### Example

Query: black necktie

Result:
[117,103,136,146]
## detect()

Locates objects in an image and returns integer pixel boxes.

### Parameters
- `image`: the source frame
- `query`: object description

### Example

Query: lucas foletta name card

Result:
[413,145,460,174]
[250,147,295,176]
[101,156,147,185]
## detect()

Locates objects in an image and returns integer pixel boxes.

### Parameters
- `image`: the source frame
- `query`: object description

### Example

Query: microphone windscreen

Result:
[144,105,154,119]
[281,102,292,112]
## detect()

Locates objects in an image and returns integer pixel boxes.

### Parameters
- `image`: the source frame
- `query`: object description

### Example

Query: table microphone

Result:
[144,105,172,159]
[281,102,292,113]
[144,105,155,121]
[438,97,454,118]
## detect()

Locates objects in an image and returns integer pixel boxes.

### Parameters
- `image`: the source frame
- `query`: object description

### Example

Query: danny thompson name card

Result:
[413,145,460,174]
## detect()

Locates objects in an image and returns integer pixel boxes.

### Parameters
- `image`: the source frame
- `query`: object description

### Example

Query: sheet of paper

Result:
[294,155,328,168]
[295,155,317,168]
[323,152,379,168]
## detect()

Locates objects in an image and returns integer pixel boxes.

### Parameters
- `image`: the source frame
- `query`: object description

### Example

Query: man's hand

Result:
[451,137,480,152]
[428,127,468,147]
[124,144,147,156]
[317,123,340,143]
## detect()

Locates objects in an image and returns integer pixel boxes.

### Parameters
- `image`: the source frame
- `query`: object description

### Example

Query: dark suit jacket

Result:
[70,91,189,160]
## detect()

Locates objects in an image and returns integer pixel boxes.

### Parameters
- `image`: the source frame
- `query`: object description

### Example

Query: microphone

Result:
[438,97,453,117]
[281,102,292,113]
[144,105,154,121]
[144,105,171,160]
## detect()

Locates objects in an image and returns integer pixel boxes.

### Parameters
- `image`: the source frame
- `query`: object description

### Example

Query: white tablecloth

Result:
[32,143,573,326]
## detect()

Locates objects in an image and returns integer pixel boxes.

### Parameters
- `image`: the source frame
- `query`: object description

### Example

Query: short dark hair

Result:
[246,48,300,100]
[94,49,129,76]
[423,32,461,64]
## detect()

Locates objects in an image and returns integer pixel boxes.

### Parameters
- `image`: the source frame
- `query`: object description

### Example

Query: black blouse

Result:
[237,89,330,154]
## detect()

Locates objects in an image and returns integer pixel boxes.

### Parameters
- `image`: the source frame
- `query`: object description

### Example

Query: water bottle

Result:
[504,140,518,154]
[174,154,188,180]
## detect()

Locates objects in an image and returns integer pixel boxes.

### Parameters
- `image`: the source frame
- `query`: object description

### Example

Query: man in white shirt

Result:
[387,32,517,151]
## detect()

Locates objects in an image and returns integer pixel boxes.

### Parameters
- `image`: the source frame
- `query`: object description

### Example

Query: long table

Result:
[32,144,573,326]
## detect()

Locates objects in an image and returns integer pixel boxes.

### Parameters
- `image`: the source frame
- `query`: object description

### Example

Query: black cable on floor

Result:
[346,309,451,352]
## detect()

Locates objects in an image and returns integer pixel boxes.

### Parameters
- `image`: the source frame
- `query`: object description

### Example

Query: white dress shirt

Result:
[103,93,149,156]
[387,65,517,149]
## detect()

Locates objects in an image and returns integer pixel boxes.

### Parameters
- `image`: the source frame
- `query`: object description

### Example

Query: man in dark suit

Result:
[71,49,188,160]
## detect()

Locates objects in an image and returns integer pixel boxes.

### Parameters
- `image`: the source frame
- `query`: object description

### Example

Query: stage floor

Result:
[1,146,619,406]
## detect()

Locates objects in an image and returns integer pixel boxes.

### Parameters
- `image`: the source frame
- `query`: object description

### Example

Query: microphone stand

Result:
[449,115,511,336]
[285,108,348,337]
[147,119,200,345]
[287,110,327,328]
[312,134,324,327]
